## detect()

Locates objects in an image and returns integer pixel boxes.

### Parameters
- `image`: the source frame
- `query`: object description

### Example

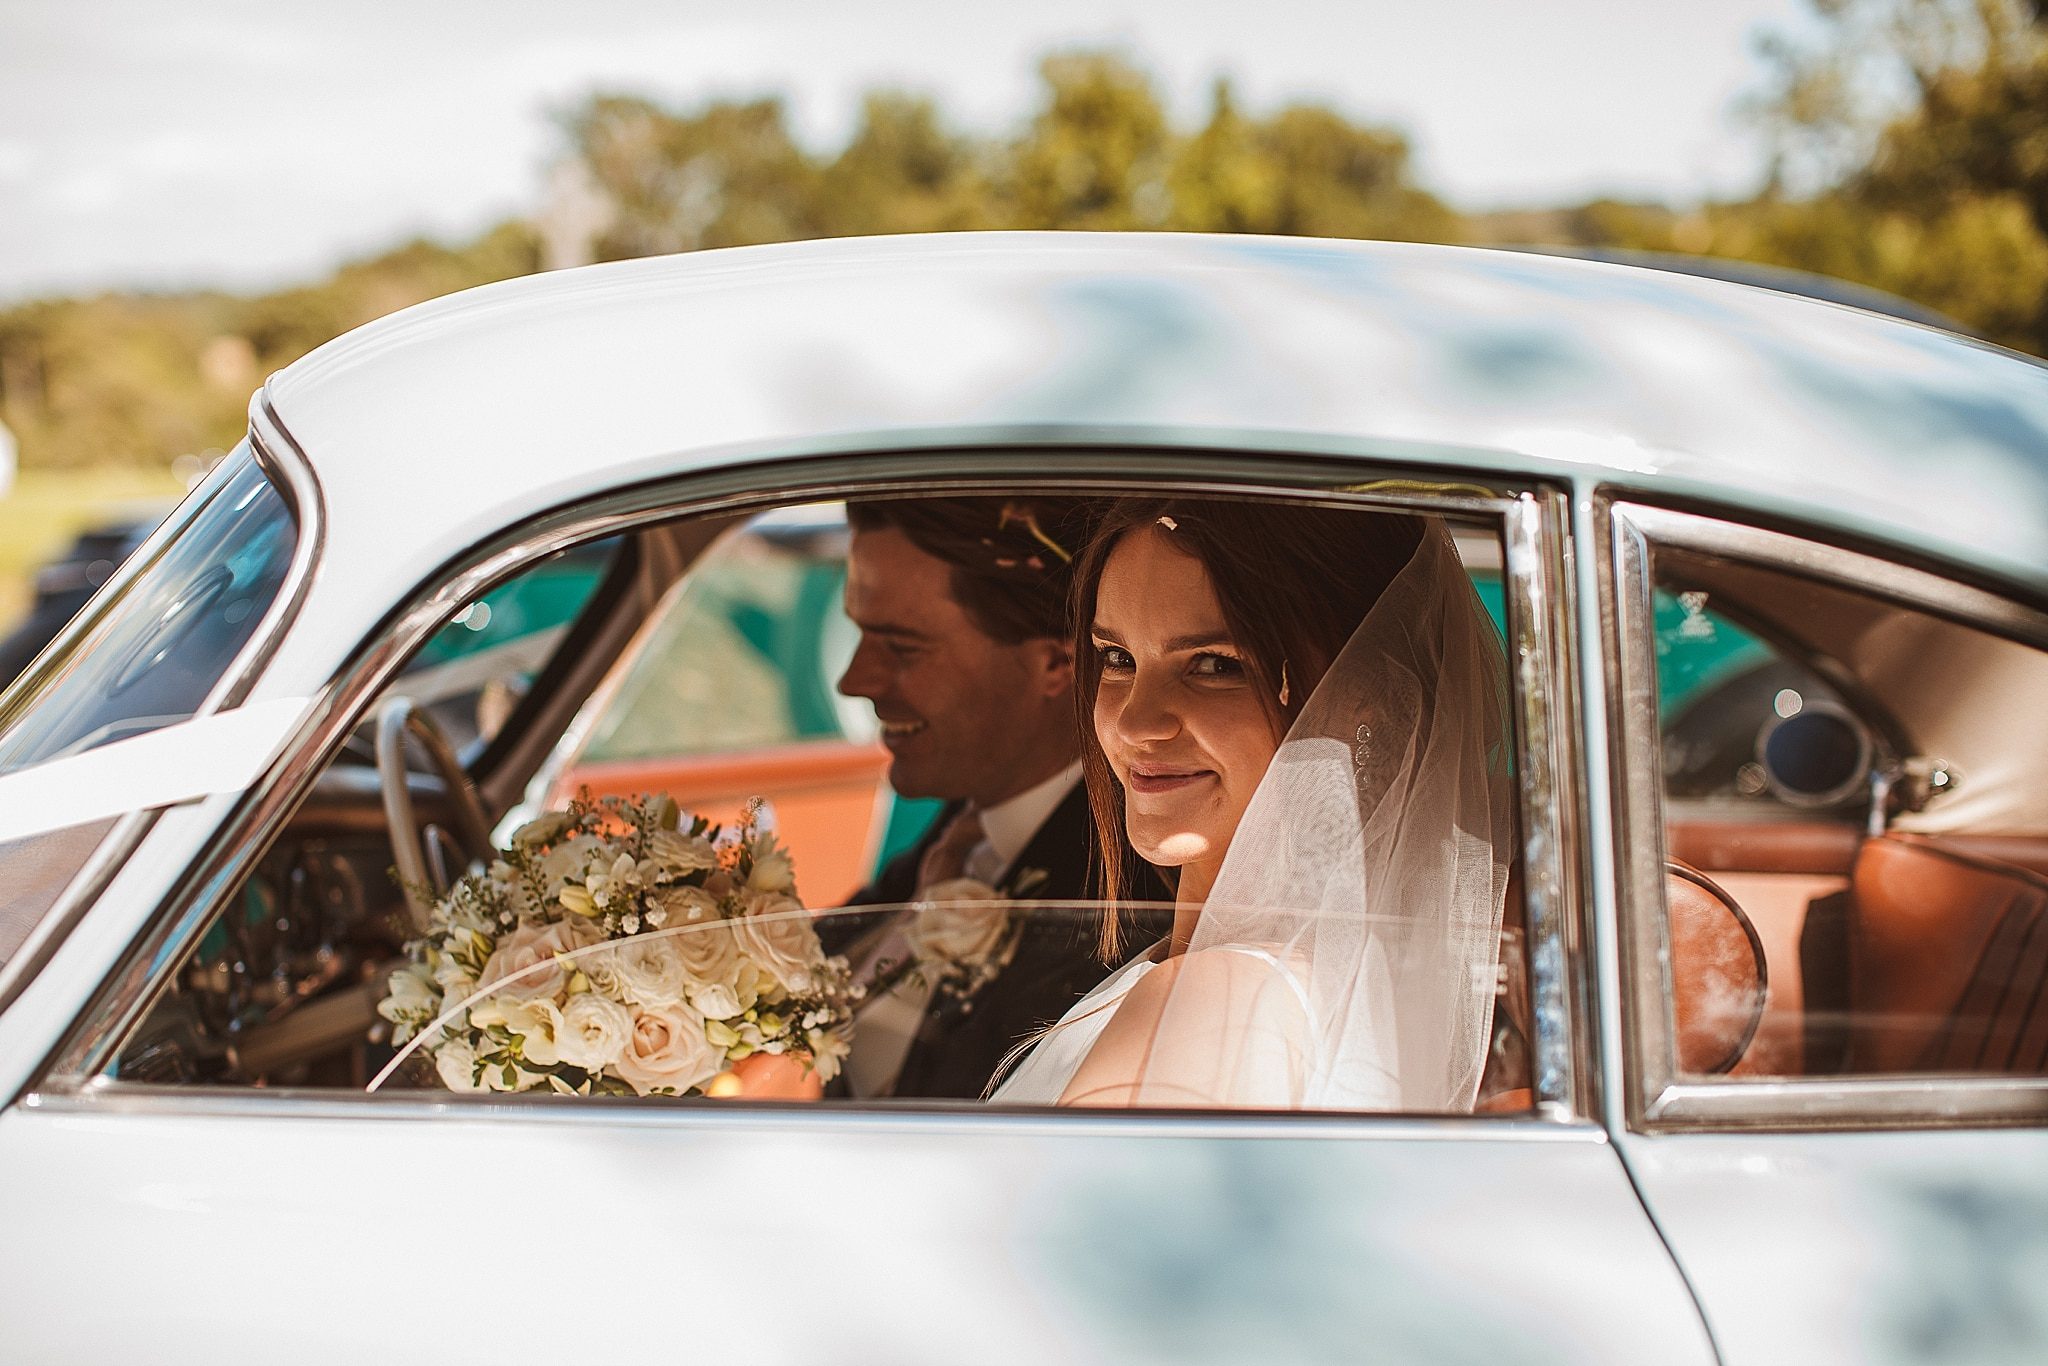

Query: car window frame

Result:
[1604,497,2048,1133]
[0,399,322,1023]
[34,447,1593,1134]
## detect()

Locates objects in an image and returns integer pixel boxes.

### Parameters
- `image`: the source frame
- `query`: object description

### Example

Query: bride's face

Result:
[1090,525,1281,879]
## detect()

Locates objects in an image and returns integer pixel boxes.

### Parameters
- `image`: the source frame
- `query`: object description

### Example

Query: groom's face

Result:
[838,526,1072,806]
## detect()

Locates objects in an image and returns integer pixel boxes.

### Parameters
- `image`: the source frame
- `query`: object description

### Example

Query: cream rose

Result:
[612,1002,722,1096]
[613,934,690,1007]
[509,811,573,849]
[476,919,598,1003]
[731,892,826,994]
[538,834,605,896]
[646,829,718,878]
[907,879,1011,967]
[555,993,633,1071]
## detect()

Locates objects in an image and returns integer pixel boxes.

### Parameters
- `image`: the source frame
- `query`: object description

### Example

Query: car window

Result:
[1632,530,2048,1098]
[97,489,1545,1119]
[0,449,294,774]
[0,445,297,979]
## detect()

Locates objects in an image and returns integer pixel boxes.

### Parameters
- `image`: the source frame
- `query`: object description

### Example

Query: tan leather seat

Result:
[1844,833,2048,1074]
[1667,862,1769,1075]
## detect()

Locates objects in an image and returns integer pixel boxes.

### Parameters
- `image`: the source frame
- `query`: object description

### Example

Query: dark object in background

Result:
[0,519,155,688]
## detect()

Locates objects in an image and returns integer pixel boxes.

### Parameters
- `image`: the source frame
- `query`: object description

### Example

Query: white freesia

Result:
[731,892,826,994]
[613,934,690,1007]
[585,851,643,909]
[746,835,797,894]
[614,1001,723,1096]
[376,964,439,1041]
[470,995,566,1067]
[434,1037,483,1092]
[556,994,633,1071]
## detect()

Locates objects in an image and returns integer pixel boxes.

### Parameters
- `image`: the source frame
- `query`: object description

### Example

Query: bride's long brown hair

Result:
[1073,498,1427,958]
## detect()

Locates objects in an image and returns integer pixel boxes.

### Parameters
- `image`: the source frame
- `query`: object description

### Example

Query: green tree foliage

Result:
[13,26,2047,475]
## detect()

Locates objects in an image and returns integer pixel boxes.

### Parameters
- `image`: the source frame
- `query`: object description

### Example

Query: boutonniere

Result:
[899,875,1028,1004]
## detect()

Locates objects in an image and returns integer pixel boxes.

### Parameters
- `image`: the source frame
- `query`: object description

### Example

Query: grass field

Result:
[0,467,189,633]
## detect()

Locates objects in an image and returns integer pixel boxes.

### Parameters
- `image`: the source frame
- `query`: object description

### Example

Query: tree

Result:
[1004,52,1172,230]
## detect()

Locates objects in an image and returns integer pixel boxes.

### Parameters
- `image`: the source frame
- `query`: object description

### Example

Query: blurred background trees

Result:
[4,2,2046,478]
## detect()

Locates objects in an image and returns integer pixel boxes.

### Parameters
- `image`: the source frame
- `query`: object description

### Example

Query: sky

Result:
[0,0,1818,303]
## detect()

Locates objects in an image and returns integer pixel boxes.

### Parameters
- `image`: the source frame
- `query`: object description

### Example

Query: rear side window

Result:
[0,449,296,775]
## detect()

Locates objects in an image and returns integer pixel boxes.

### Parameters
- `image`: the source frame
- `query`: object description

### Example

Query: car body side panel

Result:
[1625,1128,2048,1365]
[0,1104,1712,1365]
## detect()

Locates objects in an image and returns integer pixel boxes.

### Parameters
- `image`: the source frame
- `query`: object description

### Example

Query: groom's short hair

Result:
[845,496,1094,644]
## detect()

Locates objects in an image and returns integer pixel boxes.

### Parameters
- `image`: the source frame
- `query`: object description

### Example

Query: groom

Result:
[835,494,1153,1099]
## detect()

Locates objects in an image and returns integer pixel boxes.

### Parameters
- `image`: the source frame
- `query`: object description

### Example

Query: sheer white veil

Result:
[1126,519,1515,1111]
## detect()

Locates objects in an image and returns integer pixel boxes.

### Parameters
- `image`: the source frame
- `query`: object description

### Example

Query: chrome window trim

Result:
[37,445,1583,1131]
[26,1076,1609,1141]
[1502,490,1596,1118]
[1605,498,2048,1132]
[0,395,324,1022]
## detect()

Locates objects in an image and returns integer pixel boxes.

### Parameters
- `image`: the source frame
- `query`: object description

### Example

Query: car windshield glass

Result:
[0,445,297,983]
[0,449,296,775]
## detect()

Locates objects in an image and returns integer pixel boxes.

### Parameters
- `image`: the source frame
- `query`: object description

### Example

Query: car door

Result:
[0,462,1714,1365]
[1600,501,2048,1366]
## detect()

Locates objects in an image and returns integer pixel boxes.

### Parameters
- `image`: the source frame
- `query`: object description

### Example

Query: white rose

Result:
[661,887,741,983]
[907,879,1011,967]
[647,829,719,878]
[555,994,633,1071]
[613,934,689,1007]
[510,810,574,849]
[538,834,605,896]
[433,1037,483,1092]
[612,1002,722,1096]
[731,892,826,995]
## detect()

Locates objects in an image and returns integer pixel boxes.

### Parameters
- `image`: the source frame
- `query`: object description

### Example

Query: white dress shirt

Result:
[844,761,1083,1098]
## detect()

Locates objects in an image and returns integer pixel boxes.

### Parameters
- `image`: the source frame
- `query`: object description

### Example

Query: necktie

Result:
[845,807,988,1097]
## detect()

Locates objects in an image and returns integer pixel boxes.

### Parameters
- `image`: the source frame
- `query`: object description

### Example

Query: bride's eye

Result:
[1095,642,1134,674]
[1189,652,1247,681]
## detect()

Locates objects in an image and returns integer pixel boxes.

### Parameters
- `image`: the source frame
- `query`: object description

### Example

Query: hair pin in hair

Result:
[1156,515,1178,531]
[998,501,1074,564]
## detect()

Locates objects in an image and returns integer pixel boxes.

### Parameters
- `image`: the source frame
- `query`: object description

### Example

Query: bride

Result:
[989,498,1515,1111]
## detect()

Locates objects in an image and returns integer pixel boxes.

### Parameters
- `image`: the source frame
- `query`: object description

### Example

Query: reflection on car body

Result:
[1,233,2046,1365]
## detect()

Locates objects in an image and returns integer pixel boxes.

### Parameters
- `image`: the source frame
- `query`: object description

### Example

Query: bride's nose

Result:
[1109,666,1181,745]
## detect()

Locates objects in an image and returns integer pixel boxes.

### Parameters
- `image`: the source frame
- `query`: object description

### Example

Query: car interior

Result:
[56,481,2048,1109]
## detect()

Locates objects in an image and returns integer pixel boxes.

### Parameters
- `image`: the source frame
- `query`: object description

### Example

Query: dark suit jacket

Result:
[846,783,1164,1099]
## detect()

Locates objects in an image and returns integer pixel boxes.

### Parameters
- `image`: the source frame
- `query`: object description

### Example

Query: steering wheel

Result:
[375,696,496,928]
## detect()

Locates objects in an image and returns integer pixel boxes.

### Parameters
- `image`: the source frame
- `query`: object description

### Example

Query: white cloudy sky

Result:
[0,0,1816,302]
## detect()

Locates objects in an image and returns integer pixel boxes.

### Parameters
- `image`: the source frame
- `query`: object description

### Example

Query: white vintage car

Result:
[2,234,2045,1364]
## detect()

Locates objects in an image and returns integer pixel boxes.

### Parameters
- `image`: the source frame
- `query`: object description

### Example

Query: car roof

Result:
[264,232,2048,598]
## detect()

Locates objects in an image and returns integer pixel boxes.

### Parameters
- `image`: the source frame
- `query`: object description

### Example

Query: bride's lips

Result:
[1126,762,1214,795]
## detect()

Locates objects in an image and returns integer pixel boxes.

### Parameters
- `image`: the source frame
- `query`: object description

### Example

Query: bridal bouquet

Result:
[376,793,857,1096]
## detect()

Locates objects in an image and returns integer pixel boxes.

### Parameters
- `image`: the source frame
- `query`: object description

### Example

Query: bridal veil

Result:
[1122,518,1515,1112]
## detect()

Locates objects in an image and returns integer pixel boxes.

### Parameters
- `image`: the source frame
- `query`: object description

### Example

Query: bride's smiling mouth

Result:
[1125,762,1215,795]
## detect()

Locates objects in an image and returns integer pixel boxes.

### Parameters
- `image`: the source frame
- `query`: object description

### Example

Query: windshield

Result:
[0,443,298,979]
[0,449,296,775]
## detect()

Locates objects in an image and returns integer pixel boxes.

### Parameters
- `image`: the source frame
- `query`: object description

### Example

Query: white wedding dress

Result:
[987,520,1514,1113]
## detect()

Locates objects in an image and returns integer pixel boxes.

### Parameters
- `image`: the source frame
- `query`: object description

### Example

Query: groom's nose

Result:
[837,635,890,702]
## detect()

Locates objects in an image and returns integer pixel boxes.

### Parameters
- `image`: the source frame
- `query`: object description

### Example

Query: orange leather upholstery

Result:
[1844,833,2048,1074]
[1667,862,1769,1075]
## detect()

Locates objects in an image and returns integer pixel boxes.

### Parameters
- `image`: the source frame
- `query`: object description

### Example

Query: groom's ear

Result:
[1028,636,1075,698]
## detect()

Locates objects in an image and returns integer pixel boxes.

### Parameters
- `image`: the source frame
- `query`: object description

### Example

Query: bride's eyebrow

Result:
[1164,631,1234,653]
[1090,624,1127,645]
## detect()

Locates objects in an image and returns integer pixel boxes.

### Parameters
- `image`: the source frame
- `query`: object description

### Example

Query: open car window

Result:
[92,488,1550,1118]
